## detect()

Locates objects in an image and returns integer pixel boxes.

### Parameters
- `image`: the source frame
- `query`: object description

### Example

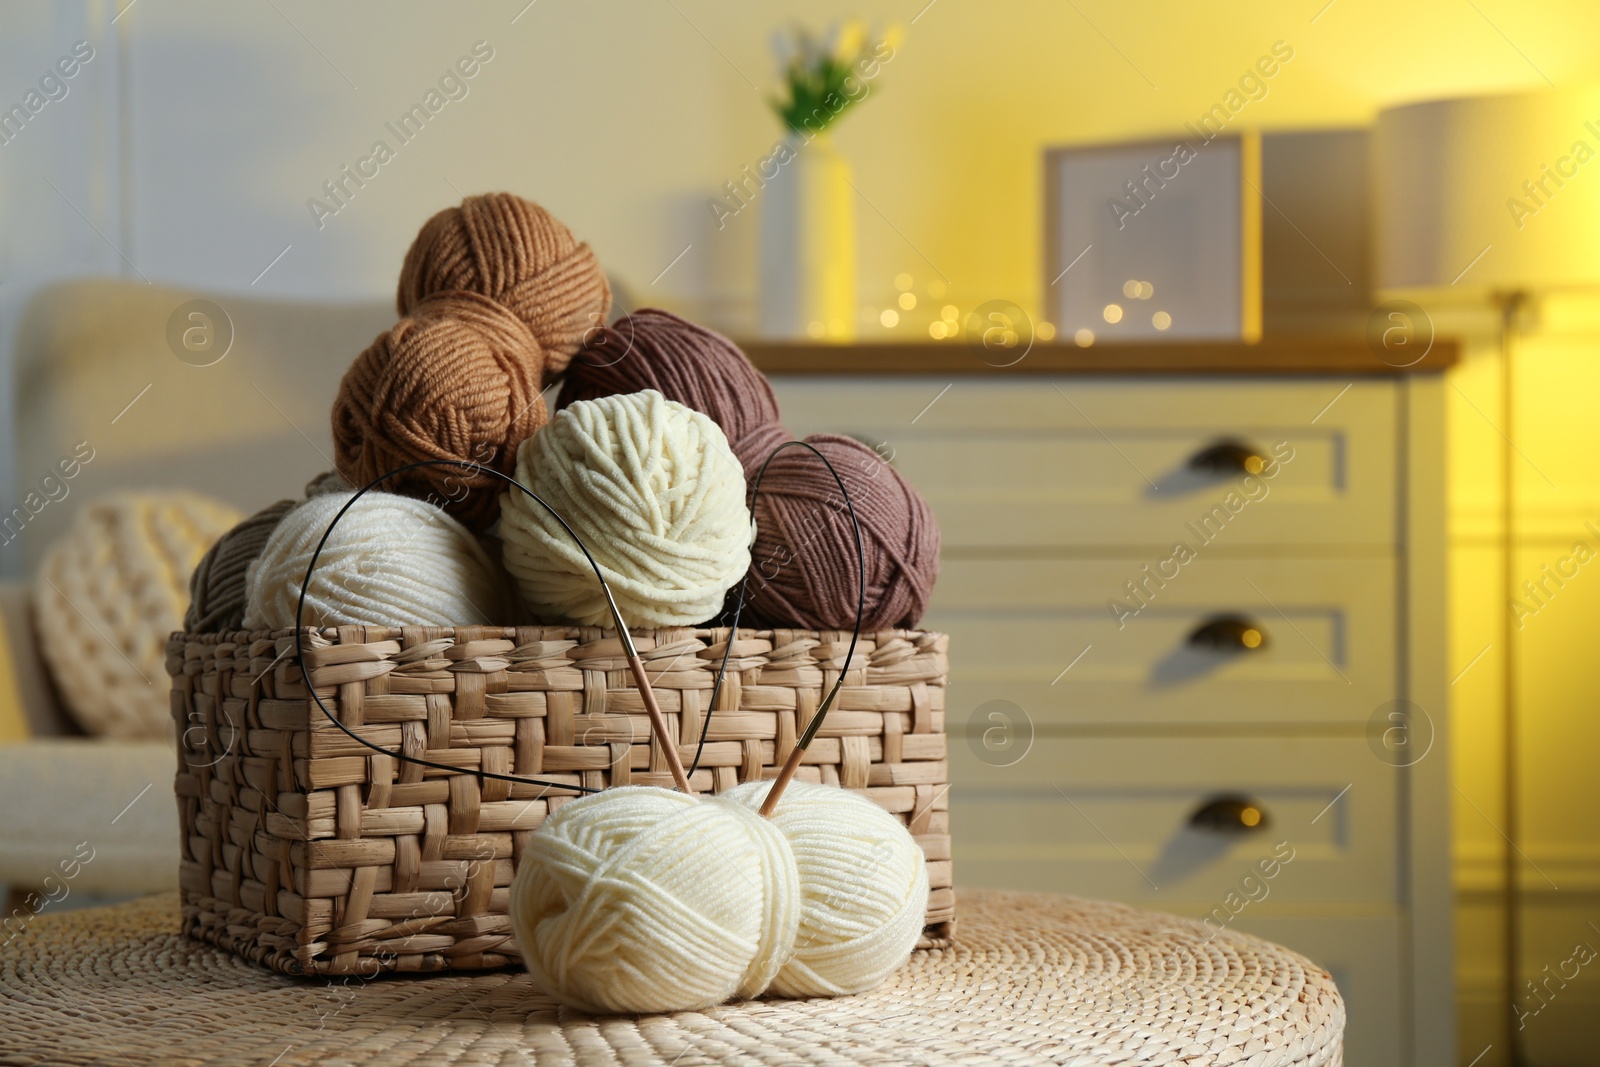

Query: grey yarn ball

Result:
[184,499,296,633]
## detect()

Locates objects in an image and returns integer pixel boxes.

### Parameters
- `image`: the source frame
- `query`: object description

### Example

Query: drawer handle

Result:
[1188,439,1268,476]
[1190,795,1270,833]
[1188,615,1267,652]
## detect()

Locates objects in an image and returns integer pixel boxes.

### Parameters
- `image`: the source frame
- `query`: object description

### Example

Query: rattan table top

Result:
[0,888,1342,1066]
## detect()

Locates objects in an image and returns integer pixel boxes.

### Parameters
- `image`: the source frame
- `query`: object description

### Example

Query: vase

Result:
[759,132,857,340]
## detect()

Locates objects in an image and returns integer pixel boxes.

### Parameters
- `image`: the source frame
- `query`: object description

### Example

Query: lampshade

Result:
[1375,86,1600,294]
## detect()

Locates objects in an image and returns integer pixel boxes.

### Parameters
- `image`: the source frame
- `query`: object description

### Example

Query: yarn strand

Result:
[293,459,713,796]
[691,441,866,811]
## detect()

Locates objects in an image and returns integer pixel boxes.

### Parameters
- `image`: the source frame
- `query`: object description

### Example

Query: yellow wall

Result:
[67,0,1600,328]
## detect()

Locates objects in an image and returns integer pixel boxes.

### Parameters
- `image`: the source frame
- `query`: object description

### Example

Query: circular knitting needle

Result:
[294,459,697,795]
[689,441,864,820]
[601,591,693,795]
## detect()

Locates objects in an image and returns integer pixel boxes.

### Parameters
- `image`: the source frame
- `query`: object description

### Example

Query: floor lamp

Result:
[1376,88,1600,1066]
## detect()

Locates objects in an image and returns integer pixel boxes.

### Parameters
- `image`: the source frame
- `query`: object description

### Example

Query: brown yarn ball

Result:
[184,499,296,633]
[397,193,610,376]
[333,290,548,532]
[559,309,789,478]
[743,434,940,631]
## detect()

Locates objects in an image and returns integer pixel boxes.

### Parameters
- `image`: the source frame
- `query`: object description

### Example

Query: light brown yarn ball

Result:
[332,290,547,532]
[35,491,242,739]
[396,192,611,376]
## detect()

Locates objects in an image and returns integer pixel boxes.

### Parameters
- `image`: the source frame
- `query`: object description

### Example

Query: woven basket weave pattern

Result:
[167,626,952,977]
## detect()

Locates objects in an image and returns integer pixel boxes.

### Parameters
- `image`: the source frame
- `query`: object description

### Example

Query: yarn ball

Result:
[242,491,508,630]
[499,390,751,627]
[185,473,353,633]
[722,779,929,998]
[397,192,611,376]
[744,434,940,630]
[34,491,242,739]
[332,290,547,532]
[304,470,350,496]
[558,309,789,477]
[560,316,939,629]
[185,498,296,633]
[509,786,800,1014]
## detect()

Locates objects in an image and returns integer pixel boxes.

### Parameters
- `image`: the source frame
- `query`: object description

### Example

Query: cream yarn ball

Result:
[33,490,242,739]
[499,390,751,627]
[242,491,508,630]
[509,786,800,1014]
[509,782,928,1013]
[723,779,929,997]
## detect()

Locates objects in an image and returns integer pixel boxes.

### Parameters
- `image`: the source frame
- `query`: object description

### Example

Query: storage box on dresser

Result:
[168,625,952,976]
[759,341,1453,1067]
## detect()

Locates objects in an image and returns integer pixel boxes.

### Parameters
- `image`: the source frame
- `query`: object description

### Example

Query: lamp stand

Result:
[1497,289,1528,1067]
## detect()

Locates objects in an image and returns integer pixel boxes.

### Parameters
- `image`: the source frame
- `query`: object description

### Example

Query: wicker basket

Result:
[167,624,952,977]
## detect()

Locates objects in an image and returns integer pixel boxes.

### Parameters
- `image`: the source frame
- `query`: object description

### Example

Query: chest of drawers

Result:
[760,350,1453,1067]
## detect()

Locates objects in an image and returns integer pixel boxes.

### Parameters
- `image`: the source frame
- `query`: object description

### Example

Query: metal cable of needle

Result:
[293,459,711,796]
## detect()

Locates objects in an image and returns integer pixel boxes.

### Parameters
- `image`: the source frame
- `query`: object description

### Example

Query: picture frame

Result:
[1043,131,1262,343]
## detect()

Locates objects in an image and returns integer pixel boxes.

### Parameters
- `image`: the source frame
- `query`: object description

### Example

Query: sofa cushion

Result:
[31,493,239,739]
[0,739,177,895]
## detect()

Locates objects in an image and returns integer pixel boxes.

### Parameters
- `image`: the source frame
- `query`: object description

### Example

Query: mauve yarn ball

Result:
[559,309,789,477]
[332,290,547,532]
[397,192,610,376]
[562,312,941,629]
[743,434,940,631]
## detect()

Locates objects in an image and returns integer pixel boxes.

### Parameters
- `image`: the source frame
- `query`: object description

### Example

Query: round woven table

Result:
[0,889,1342,1066]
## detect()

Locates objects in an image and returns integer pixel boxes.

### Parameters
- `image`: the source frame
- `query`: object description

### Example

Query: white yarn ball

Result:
[242,490,508,630]
[509,786,800,1014]
[723,779,929,997]
[499,390,751,627]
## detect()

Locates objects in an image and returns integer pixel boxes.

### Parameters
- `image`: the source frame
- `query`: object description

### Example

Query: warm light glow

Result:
[899,292,917,310]
[1074,328,1094,347]
[1140,282,1155,299]
[941,305,959,322]
[806,320,825,338]
[1241,628,1263,649]
[1037,321,1057,341]
[880,308,899,327]
[1103,303,1123,323]
[1240,806,1262,827]
[1123,279,1140,298]
[1153,311,1172,330]
[828,318,847,337]
[894,273,914,291]
[929,321,947,338]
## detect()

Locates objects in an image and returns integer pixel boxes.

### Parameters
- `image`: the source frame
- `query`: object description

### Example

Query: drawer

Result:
[949,735,1397,905]
[928,556,1396,727]
[770,377,1397,548]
